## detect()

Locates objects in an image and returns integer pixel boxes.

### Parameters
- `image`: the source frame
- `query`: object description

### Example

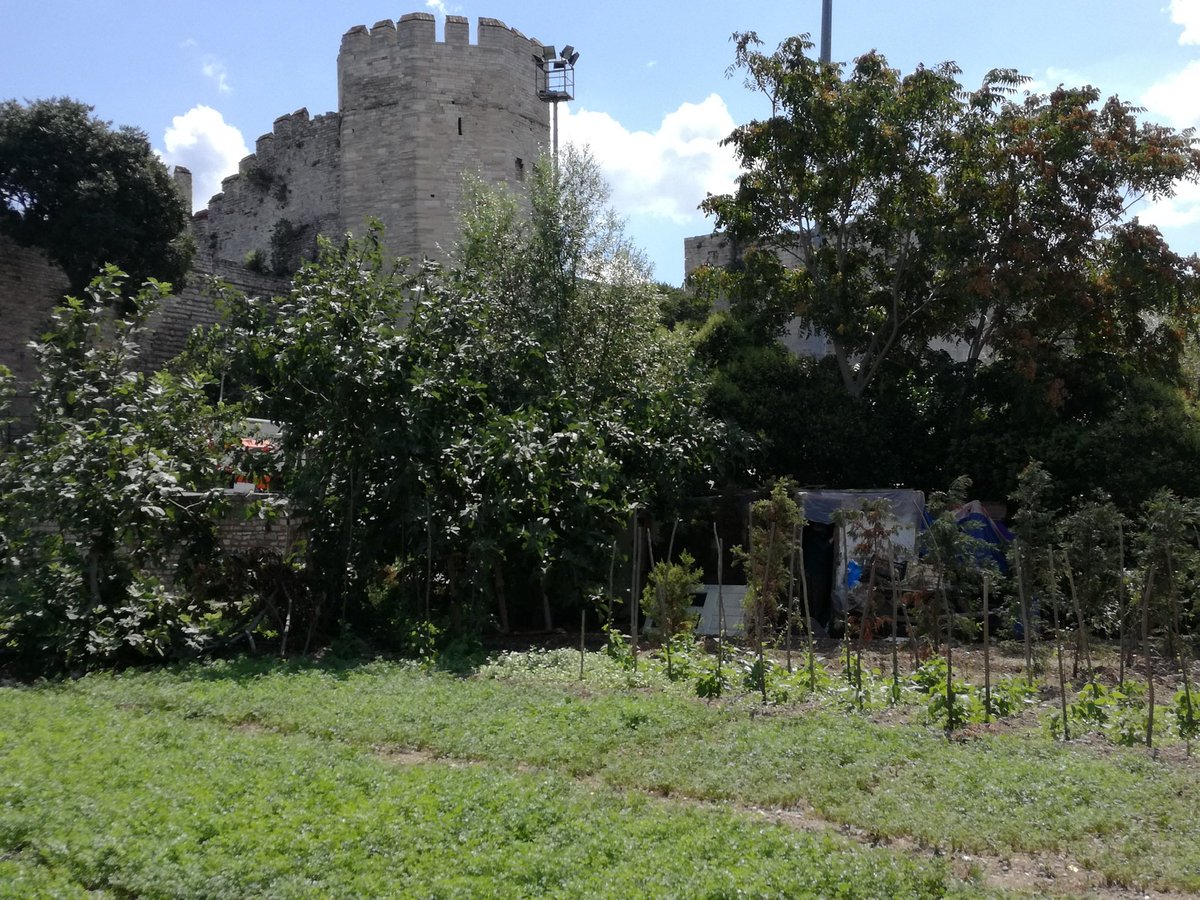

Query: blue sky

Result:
[2,1,1199,285]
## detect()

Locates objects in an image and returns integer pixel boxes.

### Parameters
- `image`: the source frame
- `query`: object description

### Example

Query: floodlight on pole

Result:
[533,42,579,165]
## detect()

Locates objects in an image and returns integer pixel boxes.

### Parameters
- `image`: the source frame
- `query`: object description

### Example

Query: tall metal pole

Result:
[552,99,560,166]
[820,0,832,63]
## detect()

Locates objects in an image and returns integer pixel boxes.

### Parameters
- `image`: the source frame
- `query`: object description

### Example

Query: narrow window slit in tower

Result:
[458,117,463,135]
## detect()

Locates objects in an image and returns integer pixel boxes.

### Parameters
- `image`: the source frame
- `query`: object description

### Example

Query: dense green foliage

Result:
[0,97,193,294]
[0,272,241,675]
[216,151,719,637]
[697,32,1200,505]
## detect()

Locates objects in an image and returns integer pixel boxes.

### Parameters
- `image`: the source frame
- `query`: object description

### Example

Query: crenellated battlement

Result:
[338,13,542,85]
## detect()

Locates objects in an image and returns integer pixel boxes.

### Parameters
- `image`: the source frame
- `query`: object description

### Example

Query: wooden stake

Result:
[1015,540,1034,688]
[713,522,724,692]
[630,512,640,671]
[1063,549,1092,683]
[1117,521,1127,691]
[798,521,816,689]
[786,524,797,673]
[1049,548,1069,741]
[1142,566,1156,749]
[983,572,991,724]
[889,546,899,702]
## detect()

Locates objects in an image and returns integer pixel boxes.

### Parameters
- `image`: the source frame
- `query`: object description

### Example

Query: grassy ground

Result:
[2,641,1198,896]
[0,683,953,898]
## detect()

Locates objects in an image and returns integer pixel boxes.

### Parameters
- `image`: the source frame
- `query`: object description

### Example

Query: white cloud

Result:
[158,106,250,211]
[559,94,740,225]
[1170,0,1200,45]
[1142,59,1200,128]
[425,0,448,15]
[179,37,197,49]
[201,56,231,94]
[1138,180,1200,231]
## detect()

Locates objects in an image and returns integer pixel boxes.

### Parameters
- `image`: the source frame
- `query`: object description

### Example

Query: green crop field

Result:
[3,647,1198,897]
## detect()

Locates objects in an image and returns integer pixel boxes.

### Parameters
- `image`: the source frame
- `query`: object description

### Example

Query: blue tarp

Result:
[922,500,1014,574]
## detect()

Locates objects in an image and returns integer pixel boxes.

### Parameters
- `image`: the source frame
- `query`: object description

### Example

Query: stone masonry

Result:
[197,13,549,268]
[2,13,553,421]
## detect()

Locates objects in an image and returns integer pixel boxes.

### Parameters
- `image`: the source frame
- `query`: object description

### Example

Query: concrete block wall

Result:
[683,231,836,358]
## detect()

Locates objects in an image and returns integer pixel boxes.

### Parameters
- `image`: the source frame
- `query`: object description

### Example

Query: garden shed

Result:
[799,489,926,625]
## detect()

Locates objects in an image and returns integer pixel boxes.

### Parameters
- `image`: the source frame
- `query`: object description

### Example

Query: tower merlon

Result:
[445,15,469,44]
[396,12,436,46]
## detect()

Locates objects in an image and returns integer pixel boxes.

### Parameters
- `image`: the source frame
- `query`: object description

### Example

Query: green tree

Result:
[702,34,967,398]
[945,83,1200,380]
[0,270,238,675]
[0,97,193,294]
[698,32,1200,506]
[703,35,1200,400]
[220,150,720,639]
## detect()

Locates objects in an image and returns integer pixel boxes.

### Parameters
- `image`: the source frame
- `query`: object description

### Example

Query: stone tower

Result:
[338,14,548,261]
[194,13,550,267]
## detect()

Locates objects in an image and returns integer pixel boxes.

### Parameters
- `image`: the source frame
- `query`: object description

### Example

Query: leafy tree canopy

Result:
[0,97,193,294]
[0,269,241,676]
[702,33,1200,398]
[216,149,722,635]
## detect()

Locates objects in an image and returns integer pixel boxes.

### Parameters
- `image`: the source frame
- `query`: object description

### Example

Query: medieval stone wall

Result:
[193,12,550,270]
[140,251,292,372]
[195,109,342,270]
[0,236,70,437]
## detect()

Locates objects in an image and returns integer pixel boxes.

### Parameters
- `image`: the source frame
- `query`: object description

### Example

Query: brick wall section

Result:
[216,493,306,559]
[0,236,69,435]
